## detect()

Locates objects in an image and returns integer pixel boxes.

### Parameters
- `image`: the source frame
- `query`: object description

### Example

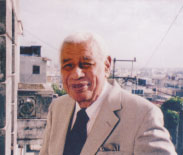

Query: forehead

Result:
[61,42,101,62]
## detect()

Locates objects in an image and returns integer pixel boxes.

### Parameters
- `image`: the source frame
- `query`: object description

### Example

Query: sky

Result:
[20,0,183,69]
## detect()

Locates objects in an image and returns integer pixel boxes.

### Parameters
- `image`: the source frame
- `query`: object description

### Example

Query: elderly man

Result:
[40,32,177,155]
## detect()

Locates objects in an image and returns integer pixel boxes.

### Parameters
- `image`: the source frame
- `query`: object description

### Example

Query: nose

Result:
[71,67,85,80]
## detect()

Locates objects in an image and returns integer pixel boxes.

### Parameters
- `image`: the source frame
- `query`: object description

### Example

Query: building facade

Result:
[0,0,22,154]
[18,46,53,154]
[20,46,49,84]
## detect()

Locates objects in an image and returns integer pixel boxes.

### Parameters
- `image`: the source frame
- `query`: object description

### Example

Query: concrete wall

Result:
[17,90,53,153]
[20,56,47,84]
[0,0,21,154]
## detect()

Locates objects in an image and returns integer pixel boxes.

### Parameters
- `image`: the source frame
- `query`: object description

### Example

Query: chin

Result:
[73,93,92,103]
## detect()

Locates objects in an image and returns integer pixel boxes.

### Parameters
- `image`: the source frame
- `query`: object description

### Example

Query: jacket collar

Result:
[50,95,75,154]
[81,79,123,155]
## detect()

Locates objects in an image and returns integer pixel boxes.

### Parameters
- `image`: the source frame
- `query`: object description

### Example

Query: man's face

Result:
[60,42,110,107]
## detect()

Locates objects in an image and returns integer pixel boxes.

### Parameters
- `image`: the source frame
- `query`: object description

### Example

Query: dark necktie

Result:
[63,108,89,155]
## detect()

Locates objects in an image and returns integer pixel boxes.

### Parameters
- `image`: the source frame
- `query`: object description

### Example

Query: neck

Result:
[78,101,93,108]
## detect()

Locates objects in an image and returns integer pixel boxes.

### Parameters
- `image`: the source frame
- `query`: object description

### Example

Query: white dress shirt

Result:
[71,80,110,135]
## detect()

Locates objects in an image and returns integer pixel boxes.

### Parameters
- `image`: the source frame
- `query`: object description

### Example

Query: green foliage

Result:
[163,110,179,129]
[161,97,183,145]
[52,83,67,96]
[161,97,183,112]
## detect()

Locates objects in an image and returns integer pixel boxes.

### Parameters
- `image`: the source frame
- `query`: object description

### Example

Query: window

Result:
[32,65,40,74]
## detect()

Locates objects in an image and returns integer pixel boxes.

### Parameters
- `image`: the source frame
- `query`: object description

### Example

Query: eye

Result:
[62,63,74,71]
[80,62,93,69]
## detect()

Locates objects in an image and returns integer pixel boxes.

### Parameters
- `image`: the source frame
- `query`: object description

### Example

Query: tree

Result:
[161,97,183,145]
[52,83,67,96]
[161,97,183,112]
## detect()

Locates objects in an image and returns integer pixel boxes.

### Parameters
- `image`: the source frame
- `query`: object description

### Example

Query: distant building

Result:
[17,83,53,153]
[20,46,51,84]
[20,46,41,57]
[17,45,53,154]
[132,89,144,95]
[157,87,183,97]
[138,78,146,86]
[46,64,62,88]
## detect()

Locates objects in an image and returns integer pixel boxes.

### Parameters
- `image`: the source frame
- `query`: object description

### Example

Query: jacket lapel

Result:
[81,81,122,155]
[50,95,75,154]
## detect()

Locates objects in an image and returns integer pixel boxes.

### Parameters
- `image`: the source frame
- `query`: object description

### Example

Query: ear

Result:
[104,56,112,78]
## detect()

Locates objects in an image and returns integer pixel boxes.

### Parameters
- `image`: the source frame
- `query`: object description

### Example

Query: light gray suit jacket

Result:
[40,80,177,155]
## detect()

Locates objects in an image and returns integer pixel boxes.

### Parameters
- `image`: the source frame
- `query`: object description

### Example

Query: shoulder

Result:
[49,94,74,112]
[107,80,163,120]
[120,88,160,112]
[120,87,162,118]
[108,79,160,111]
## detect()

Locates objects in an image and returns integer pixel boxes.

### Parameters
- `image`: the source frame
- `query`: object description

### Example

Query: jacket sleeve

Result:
[134,106,177,155]
[39,104,53,155]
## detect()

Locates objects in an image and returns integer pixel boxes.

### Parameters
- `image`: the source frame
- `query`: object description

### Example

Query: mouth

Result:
[71,83,91,92]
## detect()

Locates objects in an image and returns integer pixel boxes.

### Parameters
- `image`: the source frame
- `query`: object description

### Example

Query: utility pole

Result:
[112,57,137,89]
[112,57,136,79]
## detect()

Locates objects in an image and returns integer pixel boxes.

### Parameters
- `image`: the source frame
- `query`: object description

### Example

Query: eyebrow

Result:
[62,56,93,64]
[62,58,72,64]
[82,56,93,61]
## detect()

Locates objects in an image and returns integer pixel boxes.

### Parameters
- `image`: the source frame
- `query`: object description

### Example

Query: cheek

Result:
[61,73,69,89]
[95,68,106,87]
[95,66,106,80]
[90,71,103,88]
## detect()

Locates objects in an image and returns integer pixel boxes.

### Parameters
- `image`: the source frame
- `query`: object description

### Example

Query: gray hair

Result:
[61,32,109,58]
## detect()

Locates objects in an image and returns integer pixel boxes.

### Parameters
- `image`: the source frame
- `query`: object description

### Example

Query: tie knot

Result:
[77,108,89,123]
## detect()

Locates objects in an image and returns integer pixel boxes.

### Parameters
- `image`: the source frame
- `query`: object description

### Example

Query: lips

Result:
[71,83,91,92]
